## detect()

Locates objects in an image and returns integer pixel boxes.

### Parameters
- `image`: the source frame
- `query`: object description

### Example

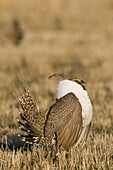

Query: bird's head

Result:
[48,74,87,90]
[74,78,87,90]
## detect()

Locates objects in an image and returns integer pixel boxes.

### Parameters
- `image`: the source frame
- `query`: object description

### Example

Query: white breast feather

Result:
[56,80,93,127]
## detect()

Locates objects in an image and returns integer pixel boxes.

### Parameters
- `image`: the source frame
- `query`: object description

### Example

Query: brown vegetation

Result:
[0,0,112,169]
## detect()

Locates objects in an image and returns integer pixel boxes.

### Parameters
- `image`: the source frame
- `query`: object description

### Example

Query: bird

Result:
[17,74,93,152]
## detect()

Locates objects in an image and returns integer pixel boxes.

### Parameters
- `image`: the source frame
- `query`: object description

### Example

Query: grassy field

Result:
[0,0,113,169]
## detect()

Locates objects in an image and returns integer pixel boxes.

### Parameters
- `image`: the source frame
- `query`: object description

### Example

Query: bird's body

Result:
[57,80,93,127]
[17,74,93,151]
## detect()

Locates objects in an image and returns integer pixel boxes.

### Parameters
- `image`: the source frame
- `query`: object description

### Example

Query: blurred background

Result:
[0,0,112,168]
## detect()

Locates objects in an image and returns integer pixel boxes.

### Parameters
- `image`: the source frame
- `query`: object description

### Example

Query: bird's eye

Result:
[76,79,81,83]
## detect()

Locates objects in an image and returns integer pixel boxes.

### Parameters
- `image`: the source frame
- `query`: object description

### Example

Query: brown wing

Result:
[45,93,82,151]
[57,124,82,151]
[57,101,83,151]
[73,123,91,148]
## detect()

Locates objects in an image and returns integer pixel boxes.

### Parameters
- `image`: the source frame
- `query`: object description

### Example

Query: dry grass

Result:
[0,0,113,169]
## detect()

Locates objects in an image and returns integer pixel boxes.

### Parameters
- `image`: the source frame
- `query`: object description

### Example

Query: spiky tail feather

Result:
[14,79,54,146]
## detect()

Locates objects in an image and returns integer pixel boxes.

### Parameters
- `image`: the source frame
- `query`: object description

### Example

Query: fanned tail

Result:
[14,79,54,146]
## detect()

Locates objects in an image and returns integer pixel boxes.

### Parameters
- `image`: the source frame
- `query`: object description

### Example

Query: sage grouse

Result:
[17,74,93,151]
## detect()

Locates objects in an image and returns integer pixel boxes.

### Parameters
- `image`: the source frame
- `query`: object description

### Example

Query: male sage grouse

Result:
[17,74,93,151]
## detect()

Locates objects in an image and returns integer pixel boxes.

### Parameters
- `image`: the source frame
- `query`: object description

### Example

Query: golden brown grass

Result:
[0,0,113,169]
